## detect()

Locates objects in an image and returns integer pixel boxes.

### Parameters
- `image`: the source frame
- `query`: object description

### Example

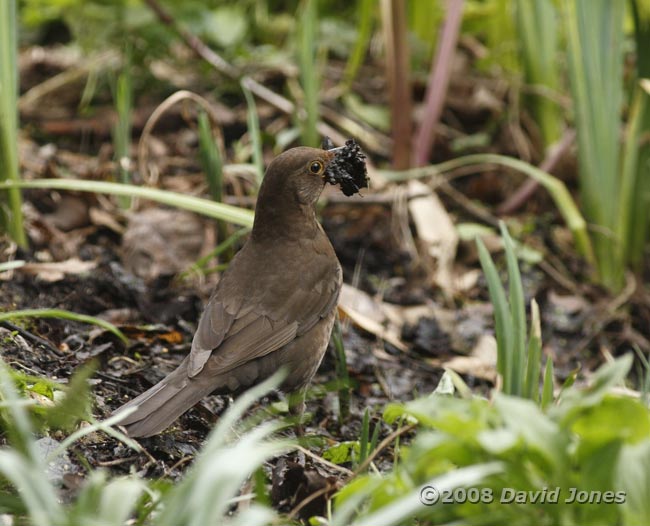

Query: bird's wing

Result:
[187,252,341,378]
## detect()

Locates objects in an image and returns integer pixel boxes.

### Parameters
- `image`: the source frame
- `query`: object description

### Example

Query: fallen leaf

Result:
[337,284,407,351]
[408,180,458,295]
[19,258,97,282]
[430,334,497,382]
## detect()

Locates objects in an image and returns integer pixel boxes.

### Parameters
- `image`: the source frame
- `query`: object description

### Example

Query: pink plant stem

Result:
[413,0,465,167]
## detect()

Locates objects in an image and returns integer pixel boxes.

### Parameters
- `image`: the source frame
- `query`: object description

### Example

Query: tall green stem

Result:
[0,0,26,247]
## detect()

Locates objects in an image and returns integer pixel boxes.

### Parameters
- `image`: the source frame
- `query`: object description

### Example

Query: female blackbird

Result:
[114,147,347,437]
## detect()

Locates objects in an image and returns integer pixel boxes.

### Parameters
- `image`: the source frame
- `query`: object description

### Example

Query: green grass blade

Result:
[525,299,542,402]
[181,226,249,279]
[340,0,374,92]
[112,64,132,208]
[380,153,594,264]
[501,222,526,396]
[198,109,231,257]
[240,79,264,187]
[541,357,555,408]
[198,110,224,204]
[0,309,128,343]
[0,178,254,227]
[0,0,26,247]
[476,237,512,392]
[331,316,350,422]
[632,0,650,78]
[619,81,650,270]
[563,0,625,289]
[359,408,370,466]
[514,0,561,147]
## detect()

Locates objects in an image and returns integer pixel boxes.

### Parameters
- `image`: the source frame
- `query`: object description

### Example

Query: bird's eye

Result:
[309,160,324,174]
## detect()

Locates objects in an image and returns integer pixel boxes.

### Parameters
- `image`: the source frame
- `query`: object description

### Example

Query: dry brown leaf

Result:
[89,207,125,234]
[338,283,387,324]
[430,334,497,382]
[19,258,97,282]
[337,284,407,351]
[121,207,209,281]
[407,180,458,295]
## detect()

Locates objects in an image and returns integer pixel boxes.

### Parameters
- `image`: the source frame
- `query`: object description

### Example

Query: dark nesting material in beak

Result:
[322,138,369,196]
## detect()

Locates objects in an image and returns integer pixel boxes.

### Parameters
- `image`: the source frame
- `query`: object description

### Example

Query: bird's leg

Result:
[287,389,307,436]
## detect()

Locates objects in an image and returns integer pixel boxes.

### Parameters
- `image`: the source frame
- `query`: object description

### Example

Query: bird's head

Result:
[261,146,335,207]
[252,142,367,239]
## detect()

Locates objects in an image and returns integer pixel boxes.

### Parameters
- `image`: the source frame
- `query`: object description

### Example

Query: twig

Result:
[497,129,576,215]
[573,272,638,354]
[347,423,416,480]
[0,320,63,356]
[97,455,139,467]
[144,0,295,115]
[438,180,499,227]
[169,455,195,472]
[537,260,579,293]
[143,0,238,78]
[295,445,353,477]
[286,483,337,521]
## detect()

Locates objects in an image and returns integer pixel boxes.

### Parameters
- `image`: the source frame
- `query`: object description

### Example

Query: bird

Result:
[113,146,350,437]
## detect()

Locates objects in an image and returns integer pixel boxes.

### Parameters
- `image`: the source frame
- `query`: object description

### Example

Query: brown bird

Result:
[113,145,359,437]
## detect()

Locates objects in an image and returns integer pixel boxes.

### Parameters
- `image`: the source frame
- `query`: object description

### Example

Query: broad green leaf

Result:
[617,439,650,526]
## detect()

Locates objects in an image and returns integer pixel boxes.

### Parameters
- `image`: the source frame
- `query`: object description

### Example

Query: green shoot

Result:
[241,79,264,187]
[0,178,254,227]
[331,316,350,422]
[0,309,127,344]
[0,0,26,247]
[112,64,133,208]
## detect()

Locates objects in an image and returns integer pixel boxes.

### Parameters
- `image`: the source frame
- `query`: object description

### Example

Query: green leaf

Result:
[554,355,634,422]
[44,362,95,432]
[572,396,650,446]
[563,0,625,289]
[455,222,494,241]
[29,381,54,400]
[323,441,359,465]
[476,236,511,391]
[541,357,555,408]
[501,222,526,396]
[617,439,650,526]
[524,299,542,401]
[385,396,490,436]
[493,394,567,470]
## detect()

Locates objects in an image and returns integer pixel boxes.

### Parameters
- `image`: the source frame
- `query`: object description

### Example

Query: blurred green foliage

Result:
[335,357,650,526]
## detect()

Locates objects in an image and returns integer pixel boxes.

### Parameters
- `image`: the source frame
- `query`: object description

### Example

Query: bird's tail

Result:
[112,358,217,437]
